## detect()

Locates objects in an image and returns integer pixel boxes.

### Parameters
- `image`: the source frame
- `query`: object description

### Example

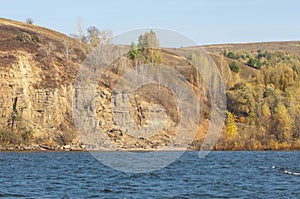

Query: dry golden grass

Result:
[202,41,300,55]
[0,18,78,46]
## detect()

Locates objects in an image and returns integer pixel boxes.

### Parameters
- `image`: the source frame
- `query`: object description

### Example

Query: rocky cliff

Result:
[0,18,84,150]
[0,18,210,151]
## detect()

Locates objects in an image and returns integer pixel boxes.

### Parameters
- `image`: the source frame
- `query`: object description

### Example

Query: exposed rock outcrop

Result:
[0,18,210,151]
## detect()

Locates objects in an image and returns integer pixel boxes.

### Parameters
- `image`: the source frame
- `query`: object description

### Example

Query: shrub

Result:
[229,61,240,73]
[31,34,41,43]
[17,32,40,43]
[21,130,34,143]
[247,57,262,68]
[227,51,237,59]
[0,130,21,144]
[17,32,32,43]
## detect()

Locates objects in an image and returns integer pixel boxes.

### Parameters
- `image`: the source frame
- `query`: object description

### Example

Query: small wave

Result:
[102,189,113,193]
[0,191,28,198]
[61,195,70,199]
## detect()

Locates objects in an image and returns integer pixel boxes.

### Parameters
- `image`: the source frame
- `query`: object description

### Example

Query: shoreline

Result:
[1,148,299,153]
[1,143,299,153]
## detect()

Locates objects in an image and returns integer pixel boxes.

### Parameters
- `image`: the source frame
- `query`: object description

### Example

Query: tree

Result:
[26,18,33,25]
[279,65,294,91]
[227,82,257,118]
[272,103,293,142]
[137,30,160,49]
[262,103,271,131]
[130,30,162,63]
[226,111,238,139]
[76,18,87,43]
[286,86,300,140]
[247,57,262,68]
[63,40,71,66]
[229,61,240,73]
[227,51,237,59]
[86,27,112,47]
[98,30,113,45]
[129,42,139,59]
[40,43,54,68]
[87,26,100,47]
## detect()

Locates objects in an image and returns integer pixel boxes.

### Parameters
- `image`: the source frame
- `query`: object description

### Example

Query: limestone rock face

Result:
[0,56,74,142]
[0,18,209,150]
[0,18,82,147]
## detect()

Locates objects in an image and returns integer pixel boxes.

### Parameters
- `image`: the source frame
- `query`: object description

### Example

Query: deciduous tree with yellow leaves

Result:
[226,111,238,140]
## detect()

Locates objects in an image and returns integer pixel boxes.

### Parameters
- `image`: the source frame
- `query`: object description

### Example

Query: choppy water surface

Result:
[0,151,299,198]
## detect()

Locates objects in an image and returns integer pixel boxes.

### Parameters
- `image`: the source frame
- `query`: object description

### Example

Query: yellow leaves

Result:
[262,103,271,130]
[273,103,293,142]
[226,111,238,140]
[252,140,262,150]
[268,139,279,150]
[238,116,245,123]
[262,103,271,118]
[45,138,54,147]
[278,142,291,150]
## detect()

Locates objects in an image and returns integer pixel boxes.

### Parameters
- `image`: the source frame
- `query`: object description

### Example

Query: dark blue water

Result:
[0,151,299,198]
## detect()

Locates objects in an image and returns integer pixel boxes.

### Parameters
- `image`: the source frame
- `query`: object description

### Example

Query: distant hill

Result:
[202,41,300,54]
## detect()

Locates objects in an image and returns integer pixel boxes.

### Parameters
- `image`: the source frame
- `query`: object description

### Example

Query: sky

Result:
[1,0,300,46]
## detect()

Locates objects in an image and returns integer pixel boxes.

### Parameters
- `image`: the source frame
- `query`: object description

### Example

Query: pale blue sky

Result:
[1,0,299,45]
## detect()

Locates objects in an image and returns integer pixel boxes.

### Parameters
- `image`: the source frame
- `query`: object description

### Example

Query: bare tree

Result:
[40,43,54,68]
[87,27,113,47]
[99,30,113,45]
[77,18,85,43]
[63,40,72,66]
